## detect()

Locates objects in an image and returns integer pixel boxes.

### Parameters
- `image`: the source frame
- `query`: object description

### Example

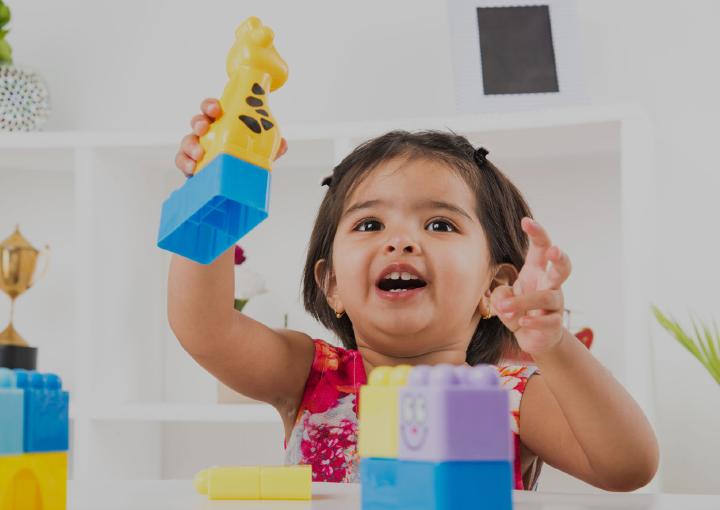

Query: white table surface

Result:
[66,481,720,510]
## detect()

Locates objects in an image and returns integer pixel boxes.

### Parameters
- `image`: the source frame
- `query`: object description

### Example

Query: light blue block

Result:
[361,458,400,509]
[157,153,272,264]
[14,370,69,453]
[0,368,24,456]
[361,458,513,510]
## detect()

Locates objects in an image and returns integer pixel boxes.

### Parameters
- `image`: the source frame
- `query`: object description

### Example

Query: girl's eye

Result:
[426,220,455,232]
[356,219,384,232]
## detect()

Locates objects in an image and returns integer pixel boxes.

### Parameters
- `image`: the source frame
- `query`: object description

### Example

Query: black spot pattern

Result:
[239,115,261,134]
[261,118,275,131]
[256,109,269,117]
[252,83,265,95]
[246,97,263,107]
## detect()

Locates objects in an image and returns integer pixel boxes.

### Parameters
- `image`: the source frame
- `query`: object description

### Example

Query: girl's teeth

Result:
[390,289,409,292]
[384,272,420,280]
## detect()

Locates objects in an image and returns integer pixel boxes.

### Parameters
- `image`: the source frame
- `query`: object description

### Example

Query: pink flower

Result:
[234,245,246,265]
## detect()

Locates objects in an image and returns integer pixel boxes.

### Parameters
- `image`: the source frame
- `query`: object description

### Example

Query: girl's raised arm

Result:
[168,99,314,438]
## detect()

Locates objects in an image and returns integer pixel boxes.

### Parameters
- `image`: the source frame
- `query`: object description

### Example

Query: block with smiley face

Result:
[397,364,512,462]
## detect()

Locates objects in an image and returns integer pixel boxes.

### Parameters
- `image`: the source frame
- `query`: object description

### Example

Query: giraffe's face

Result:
[227,17,288,90]
[329,157,493,359]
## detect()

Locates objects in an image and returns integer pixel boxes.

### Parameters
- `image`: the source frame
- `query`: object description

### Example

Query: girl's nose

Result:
[383,233,421,255]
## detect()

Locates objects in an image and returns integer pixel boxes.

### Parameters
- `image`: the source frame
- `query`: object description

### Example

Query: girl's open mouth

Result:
[377,273,427,292]
[376,271,428,300]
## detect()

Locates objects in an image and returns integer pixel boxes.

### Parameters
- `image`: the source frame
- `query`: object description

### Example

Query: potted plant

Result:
[0,0,52,131]
[233,245,267,312]
[652,305,720,386]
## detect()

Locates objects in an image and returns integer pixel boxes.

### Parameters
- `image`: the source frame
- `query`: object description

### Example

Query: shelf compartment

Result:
[88,403,281,423]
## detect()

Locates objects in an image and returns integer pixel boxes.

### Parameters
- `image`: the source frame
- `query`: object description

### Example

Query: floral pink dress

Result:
[284,339,542,490]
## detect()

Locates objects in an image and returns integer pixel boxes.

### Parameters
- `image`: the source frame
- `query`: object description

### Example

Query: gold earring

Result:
[335,301,345,319]
[482,304,492,320]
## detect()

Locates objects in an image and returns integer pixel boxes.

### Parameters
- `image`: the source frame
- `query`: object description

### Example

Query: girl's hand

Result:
[174,98,288,177]
[490,217,572,356]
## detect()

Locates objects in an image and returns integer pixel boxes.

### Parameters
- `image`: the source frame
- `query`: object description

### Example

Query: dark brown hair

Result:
[301,130,533,365]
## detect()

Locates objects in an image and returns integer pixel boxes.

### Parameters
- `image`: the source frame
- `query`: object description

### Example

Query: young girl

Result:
[169,98,659,492]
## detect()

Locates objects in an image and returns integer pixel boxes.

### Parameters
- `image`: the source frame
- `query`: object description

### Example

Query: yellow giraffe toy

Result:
[158,16,289,264]
[196,16,289,174]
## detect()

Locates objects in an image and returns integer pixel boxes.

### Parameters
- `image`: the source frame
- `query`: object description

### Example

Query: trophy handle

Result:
[29,245,51,288]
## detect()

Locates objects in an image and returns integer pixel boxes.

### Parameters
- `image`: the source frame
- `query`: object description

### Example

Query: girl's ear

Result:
[314,259,341,310]
[480,263,519,310]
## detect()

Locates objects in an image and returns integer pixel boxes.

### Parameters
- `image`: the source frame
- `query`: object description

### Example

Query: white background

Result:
[1,0,719,495]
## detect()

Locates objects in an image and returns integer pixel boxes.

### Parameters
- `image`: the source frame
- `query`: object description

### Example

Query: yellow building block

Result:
[0,452,67,510]
[260,465,311,500]
[194,465,311,500]
[194,466,260,500]
[358,365,412,459]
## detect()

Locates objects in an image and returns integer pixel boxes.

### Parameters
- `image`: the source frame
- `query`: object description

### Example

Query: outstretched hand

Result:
[490,217,572,357]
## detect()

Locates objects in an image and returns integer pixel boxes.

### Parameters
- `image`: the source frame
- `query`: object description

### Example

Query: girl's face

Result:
[329,157,493,359]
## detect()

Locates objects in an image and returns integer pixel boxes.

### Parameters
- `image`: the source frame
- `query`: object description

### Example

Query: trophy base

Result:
[0,344,37,370]
[157,153,271,265]
[0,322,29,347]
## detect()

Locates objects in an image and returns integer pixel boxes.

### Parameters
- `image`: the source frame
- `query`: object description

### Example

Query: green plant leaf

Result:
[699,316,720,375]
[0,4,10,30]
[652,305,720,386]
[0,38,11,64]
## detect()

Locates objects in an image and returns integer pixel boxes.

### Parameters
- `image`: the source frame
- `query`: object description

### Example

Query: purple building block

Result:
[397,364,512,463]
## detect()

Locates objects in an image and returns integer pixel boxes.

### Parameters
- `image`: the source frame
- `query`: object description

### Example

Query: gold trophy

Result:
[0,225,50,348]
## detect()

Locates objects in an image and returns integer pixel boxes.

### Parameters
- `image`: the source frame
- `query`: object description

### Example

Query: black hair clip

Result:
[473,146,490,165]
[319,173,333,187]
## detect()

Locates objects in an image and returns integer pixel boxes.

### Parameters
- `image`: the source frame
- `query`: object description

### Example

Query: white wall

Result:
[576,1,720,495]
[3,0,719,494]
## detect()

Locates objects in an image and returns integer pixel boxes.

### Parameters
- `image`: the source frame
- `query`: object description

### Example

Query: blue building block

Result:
[14,370,69,453]
[361,458,400,509]
[157,153,272,264]
[361,458,513,510]
[0,368,24,456]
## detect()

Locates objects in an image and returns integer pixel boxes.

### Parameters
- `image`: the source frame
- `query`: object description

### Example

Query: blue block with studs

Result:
[157,153,271,264]
[14,369,69,453]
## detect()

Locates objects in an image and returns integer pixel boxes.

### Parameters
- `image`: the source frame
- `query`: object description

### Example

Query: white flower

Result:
[234,266,268,300]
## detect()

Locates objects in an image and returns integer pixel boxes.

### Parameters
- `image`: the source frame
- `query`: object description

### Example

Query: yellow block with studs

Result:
[358,365,412,459]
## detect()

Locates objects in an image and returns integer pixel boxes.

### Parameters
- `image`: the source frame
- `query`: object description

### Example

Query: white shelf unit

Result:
[0,103,657,487]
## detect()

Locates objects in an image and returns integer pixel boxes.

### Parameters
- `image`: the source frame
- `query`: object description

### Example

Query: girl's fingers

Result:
[175,150,196,177]
[200,98,221,120]
[518,312,564,331]
[546,246,572,290]
[490,285,521,332]
[190,113,212,137]
[522,217,552,272]
[496,289,564,316]
[181,134,204,162]
[273,138,288,162]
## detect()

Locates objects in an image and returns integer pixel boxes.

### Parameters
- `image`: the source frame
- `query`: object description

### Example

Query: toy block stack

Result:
[0,368,70,510]
[157,16,288,264]
[359,364,513,510]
